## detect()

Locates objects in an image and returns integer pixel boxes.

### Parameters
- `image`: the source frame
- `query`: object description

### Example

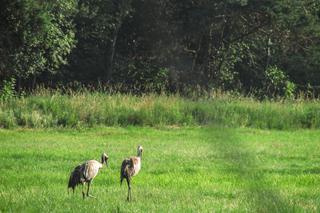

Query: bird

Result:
[120,145,143,201]
[68,153,109,199]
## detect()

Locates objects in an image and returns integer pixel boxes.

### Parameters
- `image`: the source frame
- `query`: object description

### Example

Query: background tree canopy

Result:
[0,0,319,97]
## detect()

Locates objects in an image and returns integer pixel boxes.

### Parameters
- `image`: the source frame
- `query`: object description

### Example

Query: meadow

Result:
[0,126,320,212]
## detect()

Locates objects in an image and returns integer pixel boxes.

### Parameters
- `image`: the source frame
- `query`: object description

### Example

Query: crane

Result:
[120,145,143,201]
[68,153,108,199]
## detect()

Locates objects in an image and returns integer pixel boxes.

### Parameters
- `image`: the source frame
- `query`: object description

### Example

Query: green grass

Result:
[0,91,320,129]
[0,126,319,212]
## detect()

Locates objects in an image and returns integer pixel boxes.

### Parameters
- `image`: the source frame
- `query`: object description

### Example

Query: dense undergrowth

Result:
[0,89,319,129]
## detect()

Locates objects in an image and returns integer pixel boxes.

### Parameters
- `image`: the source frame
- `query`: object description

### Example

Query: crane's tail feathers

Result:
[120,159,133,186]
[68,165,83,192]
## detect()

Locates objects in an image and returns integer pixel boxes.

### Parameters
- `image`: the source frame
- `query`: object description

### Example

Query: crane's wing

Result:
[83,160,101,181]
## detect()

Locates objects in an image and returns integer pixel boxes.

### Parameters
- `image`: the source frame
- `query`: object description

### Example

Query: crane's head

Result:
[101,153,109,166]
[137,145,143,157]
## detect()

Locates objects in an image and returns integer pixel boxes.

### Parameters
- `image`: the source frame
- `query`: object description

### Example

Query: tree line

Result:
[1,0,320,97]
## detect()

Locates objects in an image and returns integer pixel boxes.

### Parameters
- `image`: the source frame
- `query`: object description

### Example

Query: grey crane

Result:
[68,153,108,199]
[120,145,143,201]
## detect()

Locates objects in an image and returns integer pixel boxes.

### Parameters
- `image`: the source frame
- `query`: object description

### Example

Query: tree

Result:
[0,0,77,87]
[67,0,132,83]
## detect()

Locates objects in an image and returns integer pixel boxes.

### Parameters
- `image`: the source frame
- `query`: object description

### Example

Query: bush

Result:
[113,58,169,93]
[0,78,16,101]
[264,66,296,98]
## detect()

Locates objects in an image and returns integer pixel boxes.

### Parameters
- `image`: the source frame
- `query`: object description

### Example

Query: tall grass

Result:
[0,88,319,129]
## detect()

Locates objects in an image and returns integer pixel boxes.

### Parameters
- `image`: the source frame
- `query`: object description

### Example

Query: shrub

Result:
[264,66,296,98]
[0,78,16,101]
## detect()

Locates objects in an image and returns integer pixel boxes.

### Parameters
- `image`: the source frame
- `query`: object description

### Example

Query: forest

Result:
[1,0,320,98]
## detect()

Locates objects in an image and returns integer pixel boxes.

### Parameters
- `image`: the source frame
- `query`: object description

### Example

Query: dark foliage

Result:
[1,0,319,97]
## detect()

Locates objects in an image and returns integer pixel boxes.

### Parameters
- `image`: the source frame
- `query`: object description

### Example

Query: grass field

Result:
[0,126,319,212]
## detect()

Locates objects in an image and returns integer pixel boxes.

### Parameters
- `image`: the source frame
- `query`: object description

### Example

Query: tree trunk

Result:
[105,23,121,82]
[32,75,37,90]
[266,37,272,68]
[105,0,133,82]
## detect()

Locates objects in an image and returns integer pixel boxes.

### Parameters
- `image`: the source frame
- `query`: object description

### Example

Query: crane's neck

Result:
[137,150,142,159]
[101,156,107,166]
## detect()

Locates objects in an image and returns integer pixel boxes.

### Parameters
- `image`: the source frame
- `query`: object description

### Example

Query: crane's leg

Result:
[126,178,131,201]
[82,183,86,199]
[87,181,95,198]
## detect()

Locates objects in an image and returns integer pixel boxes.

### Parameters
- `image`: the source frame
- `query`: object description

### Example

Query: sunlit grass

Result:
[0,127,319,212]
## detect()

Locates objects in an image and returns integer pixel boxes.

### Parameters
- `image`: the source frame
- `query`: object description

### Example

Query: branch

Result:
[183,48,197,55]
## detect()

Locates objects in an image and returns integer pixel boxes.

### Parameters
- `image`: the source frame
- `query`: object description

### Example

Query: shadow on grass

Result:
[202,127,294,212]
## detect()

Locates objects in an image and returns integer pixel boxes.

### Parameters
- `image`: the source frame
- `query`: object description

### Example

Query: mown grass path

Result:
[0,127,319,212]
